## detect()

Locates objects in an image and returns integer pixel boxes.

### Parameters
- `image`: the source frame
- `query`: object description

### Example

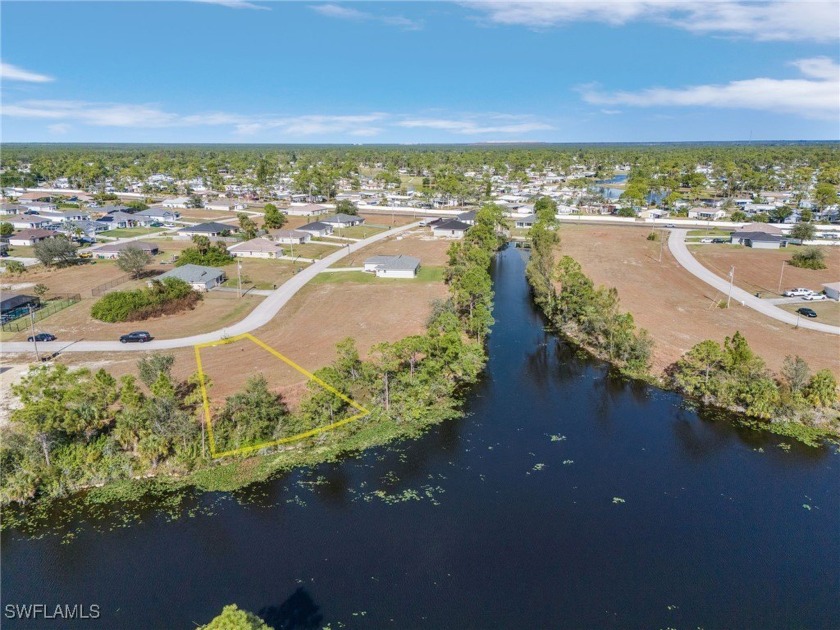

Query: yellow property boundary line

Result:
[194,333,370,458]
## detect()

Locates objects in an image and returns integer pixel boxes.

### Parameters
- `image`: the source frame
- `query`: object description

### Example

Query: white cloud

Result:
[48,123,72,134]
[463,1,839,42]
[191,0,269,10]
[1,62,54,83]
[578,57,840,119]
[310,3,423,30]
[398,116,553,134]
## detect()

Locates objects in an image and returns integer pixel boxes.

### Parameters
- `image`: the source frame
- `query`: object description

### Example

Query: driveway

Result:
[668,229,840,335]
[1,222,422,355]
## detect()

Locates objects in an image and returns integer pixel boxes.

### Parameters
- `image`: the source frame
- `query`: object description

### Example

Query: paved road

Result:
[1,222,422,355]
[668,229,840,335]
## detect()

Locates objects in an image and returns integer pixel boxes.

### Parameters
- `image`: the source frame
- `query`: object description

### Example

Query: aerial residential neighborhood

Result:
[1,0,838,628]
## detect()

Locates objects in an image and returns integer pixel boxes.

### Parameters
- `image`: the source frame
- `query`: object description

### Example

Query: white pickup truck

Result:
[783,288,814,297]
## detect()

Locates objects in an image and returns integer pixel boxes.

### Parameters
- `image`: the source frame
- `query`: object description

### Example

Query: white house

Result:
[432,219,470,239]
[205,199,248,212]
[297,221,333,237]
[363,255,421,278]
[162,197,191,209]
[286,203,327,216]
[688,207,726,221]
[321,213,364,228]
[271,229,311,245]
[227,238,284,259]
[90,241,159,259]
[9,217,54,230]
[9,229,57,246]
[514,214,537,229]
[730,231,786,249]
[137,208,181,223]
[156,264,226,291]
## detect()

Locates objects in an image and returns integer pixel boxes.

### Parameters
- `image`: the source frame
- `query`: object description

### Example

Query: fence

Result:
[1,294,81,333]
[90,273,132,297]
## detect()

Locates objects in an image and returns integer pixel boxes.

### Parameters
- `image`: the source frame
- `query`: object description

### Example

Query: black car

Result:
[796,307,817,318]
[120,331,152,343]
[27,333,56,342]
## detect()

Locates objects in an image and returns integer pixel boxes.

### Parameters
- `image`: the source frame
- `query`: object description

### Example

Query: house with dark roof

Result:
[137,207,181,223]
[297,221,333,237]
[514,214,537,229]
[321,213,364,228]
[432,219,470,239]
[456,210,477,225]
[177,222,238,239]
[99,210,150,229]
[730,231,787,249]
[156,264,226,291]
[0,294,40,322]
[363,255,421,278]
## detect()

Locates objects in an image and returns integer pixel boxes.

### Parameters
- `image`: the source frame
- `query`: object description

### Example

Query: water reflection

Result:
[259,587,323,630]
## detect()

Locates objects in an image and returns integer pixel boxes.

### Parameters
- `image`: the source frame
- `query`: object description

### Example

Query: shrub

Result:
[91,278,200,322]
[789,247,827,270]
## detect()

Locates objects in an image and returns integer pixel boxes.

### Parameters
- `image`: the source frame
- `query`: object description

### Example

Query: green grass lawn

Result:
[101,227,164,238]
[333,225,388,239]
[287,243,343,259]
[312,266,444,284]
[687,228,734,238]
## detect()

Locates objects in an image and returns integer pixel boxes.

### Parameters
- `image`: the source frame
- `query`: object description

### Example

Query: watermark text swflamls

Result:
[5,604,101,620]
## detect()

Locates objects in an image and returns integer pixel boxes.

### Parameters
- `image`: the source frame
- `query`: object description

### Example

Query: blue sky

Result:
[1,1,838,143]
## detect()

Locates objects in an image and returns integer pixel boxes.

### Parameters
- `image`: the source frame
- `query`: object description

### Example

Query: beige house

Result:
[227,238,284,259]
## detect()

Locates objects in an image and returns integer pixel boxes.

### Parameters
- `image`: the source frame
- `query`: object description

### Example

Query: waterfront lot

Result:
[330,229,452,268]
[558,224,840,377]
[689,243,840,297]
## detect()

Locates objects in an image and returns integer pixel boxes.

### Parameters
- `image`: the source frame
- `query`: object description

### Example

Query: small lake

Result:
[2,245,838,629]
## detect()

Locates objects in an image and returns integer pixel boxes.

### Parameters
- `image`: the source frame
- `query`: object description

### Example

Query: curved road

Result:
[2,222,422,355]
[668,229,840,335]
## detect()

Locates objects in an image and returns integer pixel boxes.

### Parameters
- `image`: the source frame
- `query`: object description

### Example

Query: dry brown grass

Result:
[557,224,840,378]
[691,243,840,297]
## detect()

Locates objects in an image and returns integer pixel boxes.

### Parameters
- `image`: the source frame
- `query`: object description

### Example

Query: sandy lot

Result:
[54,278,448,405]
[691,244,840,297]
[331,229,452,268]
[2,259,130,297]
[557,224,840,378]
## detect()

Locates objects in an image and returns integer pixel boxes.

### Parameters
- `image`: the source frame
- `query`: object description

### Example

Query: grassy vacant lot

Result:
[778,301,840,327]
[1,259,131,297]
[332,225,388,239]
[219,258,300,290]
[331,230,451,268]
[5,246,36,258]
[686,228,734,238]
[287,243,342,260]
[5,291,263,342]
[558,224,840,378]
[690,243,840,297]
[100,227,164,238]
[311,266,445,284]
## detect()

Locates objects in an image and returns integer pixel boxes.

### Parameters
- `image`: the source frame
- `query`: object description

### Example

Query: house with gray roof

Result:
[321,213,364,228]
[270,229,311,245]
[363,255,421,278]
[155,264,226,291]
[286,203,327,216]
[91,240,159,259]
[137,207,181,223]
[514,214,537,229]
[297,221,333,237]
[730,231,787,249]
[432,219,470,239]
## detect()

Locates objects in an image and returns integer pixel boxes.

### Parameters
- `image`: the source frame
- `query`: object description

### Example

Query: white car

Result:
[803,293,828,301]
[700,237,714,243]
[783,288,814,297]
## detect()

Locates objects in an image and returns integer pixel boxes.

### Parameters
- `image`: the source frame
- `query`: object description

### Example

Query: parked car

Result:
[119,331,152,343]
[712,238,728,243]
[796,307,817,318]
[700,237,714,243]
[784,288,814,297]
[27,333,56,342]
[803,293,828,301]
[665,223,676,228]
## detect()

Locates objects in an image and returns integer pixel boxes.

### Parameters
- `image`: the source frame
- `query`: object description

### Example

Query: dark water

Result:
[3,246,838,629]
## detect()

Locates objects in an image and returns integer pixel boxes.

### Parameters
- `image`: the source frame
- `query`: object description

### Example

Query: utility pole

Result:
[237,260,242,298]
[727,265,735,308]
[777,260,786,294]
[29,305,41,362]
[658,229,665,263]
